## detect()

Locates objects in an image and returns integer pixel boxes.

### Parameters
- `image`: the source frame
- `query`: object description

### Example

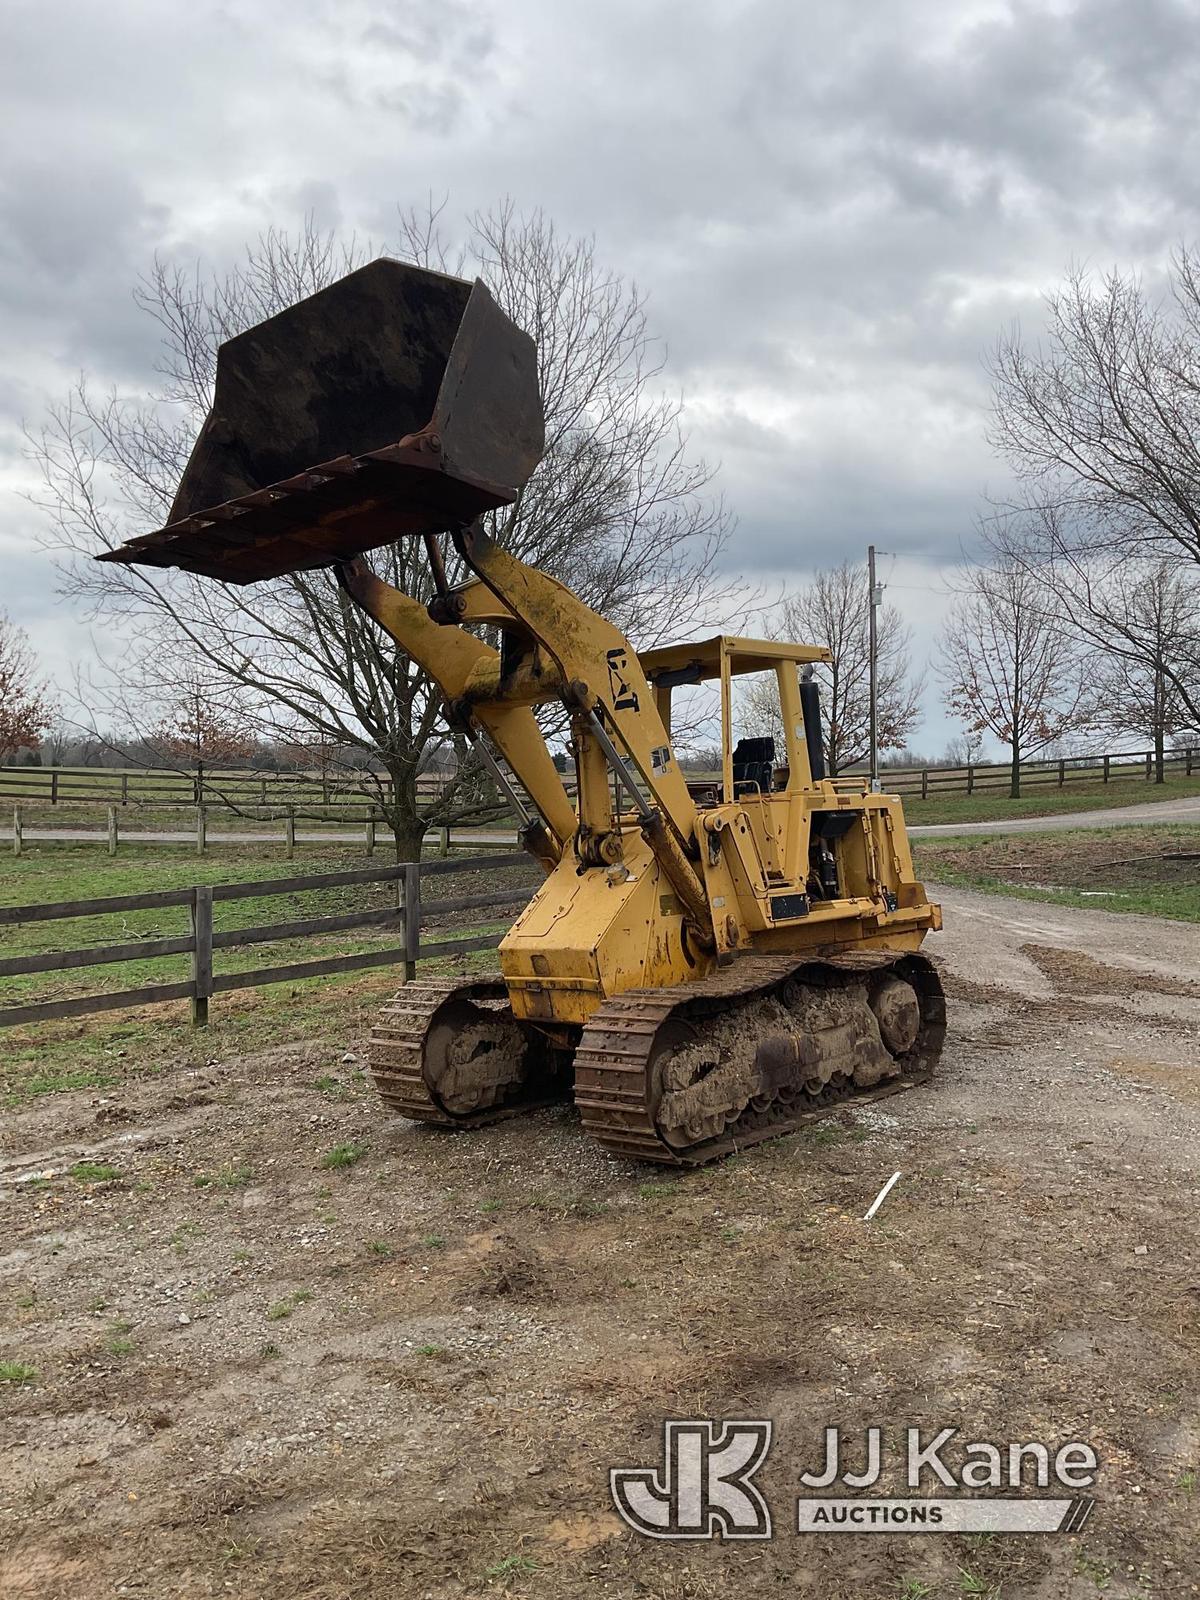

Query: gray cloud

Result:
[3,0,1200,756]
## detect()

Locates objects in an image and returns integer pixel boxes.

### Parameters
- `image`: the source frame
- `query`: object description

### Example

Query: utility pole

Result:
[868,544,879,792]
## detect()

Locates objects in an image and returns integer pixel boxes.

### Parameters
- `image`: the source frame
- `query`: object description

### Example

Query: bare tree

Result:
[1076,560,1199,780]
[0,614,55,764]
[981,505,1200,774]
[986,251,1200,736]
[942,731,984,768]
[938,557,1094,798]
[989,254,1200,558]
[31,207,733,858]
[741,562,924,777]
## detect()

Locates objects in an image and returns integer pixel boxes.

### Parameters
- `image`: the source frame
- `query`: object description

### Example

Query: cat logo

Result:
[606,647,640,713]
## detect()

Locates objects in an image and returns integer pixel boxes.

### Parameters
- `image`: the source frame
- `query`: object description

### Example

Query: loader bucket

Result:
[97,260,544,586]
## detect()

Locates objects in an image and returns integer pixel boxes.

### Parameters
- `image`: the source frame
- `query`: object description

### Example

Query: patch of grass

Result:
[957,1572,992,1598]
[420,1233,446,1250]
[479,1198,504,1215]
[107,1335,133,1357]
[69,1161,121,1184]
[637,1181,676,1199]
[415,1343,446,1357]
[220,1536,262,1564]
[260,1342,282,1359]
[801,1125,844,1147]
[15,1291,36,1309]
[233,1249,252,1265]
[170,1221,204,1251]
[914,823,1200,924]
[7,1066,115,1102]
[313,1074,355,1101]
[366,1239,392,1257]
[320,1141,368,1170]
[267,1288,312,1322]
[1178,1466,1196,1492]
[1073,1548,1113,1587]
[483,1554,539,1583]
[0,1360,37,1384]
[903,770,1200,827]
[194,1163,254,1190]
[899,1581,934,1600]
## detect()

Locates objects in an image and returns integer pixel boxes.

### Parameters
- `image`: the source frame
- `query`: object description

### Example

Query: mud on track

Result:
[2,882,1200,1599]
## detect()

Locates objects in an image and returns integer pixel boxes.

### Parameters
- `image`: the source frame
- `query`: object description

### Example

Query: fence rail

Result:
[0,764,464,809]
[876,746,1197,798]
[0,852,533,1032]
[1,745,1196,815]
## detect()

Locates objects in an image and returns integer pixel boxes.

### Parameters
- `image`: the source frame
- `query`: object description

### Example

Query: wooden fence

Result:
[6,805,513,859]
[1,744,1197,815]
[0,764,461,812]
[876,746,1197,799]
[0,852,533,1032]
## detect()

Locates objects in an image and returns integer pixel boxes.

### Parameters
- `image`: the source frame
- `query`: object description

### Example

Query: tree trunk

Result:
[1009,734,1021,799]
[1153,668,1166,784]
[380,759,427,861]
[1155,721,1165,785]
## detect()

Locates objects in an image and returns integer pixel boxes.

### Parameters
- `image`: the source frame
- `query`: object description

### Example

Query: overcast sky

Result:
[3,0,1199,755]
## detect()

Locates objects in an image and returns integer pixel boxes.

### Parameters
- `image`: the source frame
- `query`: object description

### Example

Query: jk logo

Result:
[610,1419,773,1539]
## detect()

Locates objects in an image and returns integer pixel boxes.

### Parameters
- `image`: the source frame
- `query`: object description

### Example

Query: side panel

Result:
[500,834,713,1026]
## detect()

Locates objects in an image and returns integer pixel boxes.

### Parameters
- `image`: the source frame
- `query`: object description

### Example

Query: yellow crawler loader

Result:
[103,260,944,1165]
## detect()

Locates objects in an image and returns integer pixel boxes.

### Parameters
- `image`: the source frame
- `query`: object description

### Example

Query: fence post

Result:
[400,862,420,984]
[190,885,213,1027]
[365,813,375,857]
[196,805,206,856]
[439,825,450,857]
[121,772,129,806]
[107,806,118,857]
[1103,754,1110,784]
[966,765,974,795]
[50,771,59,806]
[285,806,296,860]
[1189,748,1194,778]
[12,806,21,858]
[1058,759,1065,787]
[921,769,928,800]
[1145,751,1152,782]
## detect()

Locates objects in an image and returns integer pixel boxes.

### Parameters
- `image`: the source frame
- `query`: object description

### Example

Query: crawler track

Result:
[574,950,945,1165]
[368,975,563,1127]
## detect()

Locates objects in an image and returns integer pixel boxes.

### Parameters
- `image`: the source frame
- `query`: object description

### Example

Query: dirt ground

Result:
[3,883,1200,1600]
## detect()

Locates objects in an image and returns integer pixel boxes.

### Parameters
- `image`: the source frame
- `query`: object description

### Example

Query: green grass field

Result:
[913,823,1200,922]
[0,844,532,1098]
[898,771,1200,826]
